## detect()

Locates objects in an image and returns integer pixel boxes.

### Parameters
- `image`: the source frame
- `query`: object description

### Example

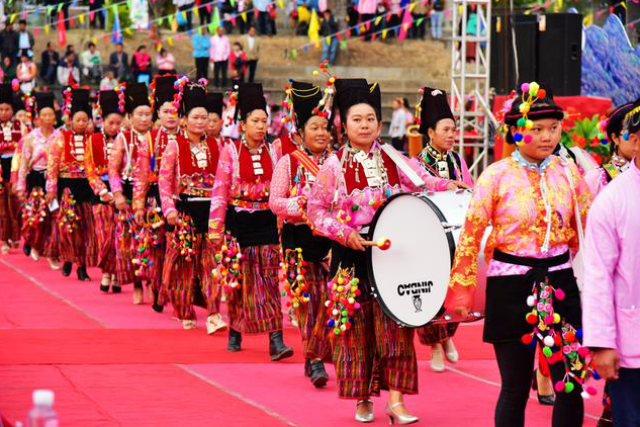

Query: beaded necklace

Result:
[69,131,87,162]
[186,131,210,169]
[340,142,389,188]
[240,134,269,177]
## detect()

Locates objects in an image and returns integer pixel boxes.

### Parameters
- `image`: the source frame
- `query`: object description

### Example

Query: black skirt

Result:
[27,170,46,192]
[174,197,210,235]
[58,177,94,204]
[329,242,373,303]
[483,251,582,343]
[281,223,331,263]
[225,207,279,248]
[0,156,12,182]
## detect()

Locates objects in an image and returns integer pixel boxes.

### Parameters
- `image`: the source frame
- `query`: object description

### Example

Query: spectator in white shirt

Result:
[389,97,407,151]
[209,27,231,88]
[156,48,176,76]
[57,52,80,87]
[80,42,102,84]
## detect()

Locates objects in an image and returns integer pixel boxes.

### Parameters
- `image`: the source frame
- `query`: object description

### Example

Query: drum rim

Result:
[366,191,456,328]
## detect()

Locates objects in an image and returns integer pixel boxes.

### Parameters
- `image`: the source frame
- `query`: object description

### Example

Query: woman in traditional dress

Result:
[159,78,227,334]
[45,88,97,281]
[85,89,125,293]
[269,80,334,387]
[16,91,61,268]
[208,82,293,359]
[585,103,635,198]
[133,75,180,312]
[447,83,591,427]
[108,83,152,304]
[307,78,457,423]
[412,86,473,373]
[0,84,25,254]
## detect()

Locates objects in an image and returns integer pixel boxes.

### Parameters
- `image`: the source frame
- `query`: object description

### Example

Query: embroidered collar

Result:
[512,150,551,173]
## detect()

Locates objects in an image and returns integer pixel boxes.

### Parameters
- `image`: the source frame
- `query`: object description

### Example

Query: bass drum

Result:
[367,191,489,328]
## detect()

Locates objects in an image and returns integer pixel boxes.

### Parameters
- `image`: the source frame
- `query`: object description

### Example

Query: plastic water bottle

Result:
[27,390,58,427]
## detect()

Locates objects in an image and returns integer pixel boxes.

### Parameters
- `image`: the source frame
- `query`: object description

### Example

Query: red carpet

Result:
[0,250,601,426]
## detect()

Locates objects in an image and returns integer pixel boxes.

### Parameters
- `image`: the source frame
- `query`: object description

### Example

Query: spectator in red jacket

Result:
[229,42,248,82]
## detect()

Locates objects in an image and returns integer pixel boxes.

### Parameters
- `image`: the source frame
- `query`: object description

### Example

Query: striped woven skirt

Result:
[293,260,332,361]
[93,203,117,275]
[57,181,98,267]
[42,209,60,259]
[333,300,418,399]
[162,232,220,321]
[227,244,283,334]
[112,210,137,285]
[0,182,21,243]
[416,322,459,346]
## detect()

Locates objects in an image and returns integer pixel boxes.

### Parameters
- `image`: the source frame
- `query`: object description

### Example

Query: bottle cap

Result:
[33,390,54,407]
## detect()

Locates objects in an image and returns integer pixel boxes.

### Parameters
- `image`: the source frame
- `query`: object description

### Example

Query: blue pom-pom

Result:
[576,329,583,341]
[149,261,154,266]
[513,132,524,142]
[328,319,335,327]
[592,370,601,380]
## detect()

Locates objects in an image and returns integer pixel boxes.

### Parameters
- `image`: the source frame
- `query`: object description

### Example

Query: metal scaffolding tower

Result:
[450,0,498,176]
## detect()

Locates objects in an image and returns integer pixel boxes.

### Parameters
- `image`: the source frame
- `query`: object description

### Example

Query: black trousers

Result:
[609,368,640,426]
[195,57,209,80]
[213,60,228,87]
[199,5,212,25]
[247,60,258,82]
[493,341,584,427]
[178,5,193,31]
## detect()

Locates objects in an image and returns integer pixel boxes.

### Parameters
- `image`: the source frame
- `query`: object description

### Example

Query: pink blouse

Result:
[132,128,177,212]
[208,140,278,240]
[449,152,592,290]
[159,136,223,217]
[307,141,451,246]
[269,152,325,223]
[17,127,60,194]
[108,131,139,195]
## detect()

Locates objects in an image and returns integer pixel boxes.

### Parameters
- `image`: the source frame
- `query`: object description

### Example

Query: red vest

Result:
[176,133,220,176]
[338,146,400,194]
[234,139,273,184]
[61,129,91,171]
[0,120,22,154]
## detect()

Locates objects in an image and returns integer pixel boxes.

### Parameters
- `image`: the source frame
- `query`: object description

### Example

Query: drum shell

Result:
[367,191,488,327]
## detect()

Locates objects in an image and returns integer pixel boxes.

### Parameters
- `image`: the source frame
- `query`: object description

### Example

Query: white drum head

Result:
[368,194,453,327]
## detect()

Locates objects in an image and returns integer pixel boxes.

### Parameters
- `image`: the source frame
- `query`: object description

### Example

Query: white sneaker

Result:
[430,344,446,373]
[1,243,10,254]
[206,314,228,335]
[30,249,40,262]
[444,338,459,363]
[182,319,197,330]
[48,258,61,270]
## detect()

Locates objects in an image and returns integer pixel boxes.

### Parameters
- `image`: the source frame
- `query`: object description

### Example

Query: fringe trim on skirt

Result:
[227,244,283,334]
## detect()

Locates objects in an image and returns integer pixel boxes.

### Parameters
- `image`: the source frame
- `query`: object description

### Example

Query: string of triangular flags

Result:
[286,0,424,59]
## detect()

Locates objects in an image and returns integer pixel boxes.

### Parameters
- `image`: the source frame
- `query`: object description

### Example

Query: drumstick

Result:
[362,238,391,250]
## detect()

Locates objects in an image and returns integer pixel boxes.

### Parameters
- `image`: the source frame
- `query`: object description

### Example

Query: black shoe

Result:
[304,359,312,377]
[99,284,110,293]
[228,328,242,352]
[111,284,122,293]
[532,369,555,406]
[309,360,329,388]
[61,262,73,277]
[23,244,31,257]
[269,331,293,361]
[151,289,164,313]
[77,266,91,281]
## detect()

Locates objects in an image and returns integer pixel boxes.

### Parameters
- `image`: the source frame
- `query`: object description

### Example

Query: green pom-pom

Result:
[564,382,574,393]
